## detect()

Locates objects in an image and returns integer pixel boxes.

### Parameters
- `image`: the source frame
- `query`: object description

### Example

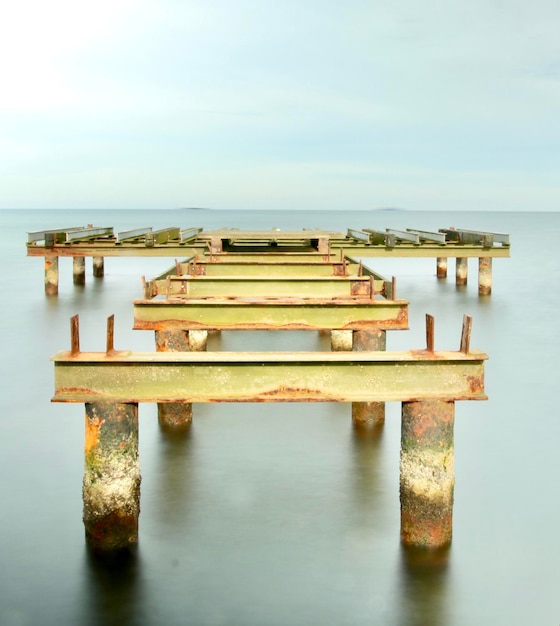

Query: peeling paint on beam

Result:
[132,298,409,331]
[52,349,487,404]
[162,275,375,298]
[178,261,361,277]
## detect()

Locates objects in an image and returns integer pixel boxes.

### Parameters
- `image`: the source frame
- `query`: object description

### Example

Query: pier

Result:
[28,225,510,295]
[52,313,486,552]
[42,227,492,552]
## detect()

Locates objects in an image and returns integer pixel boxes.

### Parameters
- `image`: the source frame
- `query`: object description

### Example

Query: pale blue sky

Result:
[1,0,558,210]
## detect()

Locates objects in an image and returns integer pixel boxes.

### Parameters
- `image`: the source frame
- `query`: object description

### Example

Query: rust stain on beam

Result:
[51,347,487,404]
[132,298,409,331]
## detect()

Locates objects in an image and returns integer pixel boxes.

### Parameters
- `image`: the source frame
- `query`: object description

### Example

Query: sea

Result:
[0,208,558,626]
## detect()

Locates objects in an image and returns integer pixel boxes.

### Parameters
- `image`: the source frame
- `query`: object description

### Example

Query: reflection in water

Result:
[154,422,196,531]
[81,546,145,626]
[397,544,451,626]
[350,421,385,525]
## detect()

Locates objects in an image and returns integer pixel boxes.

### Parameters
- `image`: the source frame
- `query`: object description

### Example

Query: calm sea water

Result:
[1,208,558,626]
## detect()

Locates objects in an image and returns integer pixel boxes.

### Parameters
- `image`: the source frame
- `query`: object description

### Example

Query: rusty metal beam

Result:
[27,243,203,257]
[52,347,487,403]
[27,241,510,259]
[132,297,409,331]
[159,275,376,298]
[202,253,334,263]
[178,260,361,277]
[328,242,510,258]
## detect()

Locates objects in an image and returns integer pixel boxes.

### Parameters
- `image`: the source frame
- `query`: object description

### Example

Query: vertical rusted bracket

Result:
[165,275,171,300]
[460,314,472,353]
[141,276,149,299]
[175,258,181,276]
[70,314,80,356]
[426,314,434,353]
[358,260,363,276]
[106,315,115,356]
[383,276,397,300]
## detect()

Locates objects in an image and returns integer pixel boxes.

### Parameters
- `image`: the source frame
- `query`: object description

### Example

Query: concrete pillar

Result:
[45,256,59,296]
[352,329,386,427]
[478,257,492,296]
[331,330,353,351]
[83,402,140,551]
[155,329,208,352]
[455,258,468,286]
[400,400,455,548]
[73,256,86,285]
[154,329,207,427]
[436,257,447,278]
[93,256,105,277]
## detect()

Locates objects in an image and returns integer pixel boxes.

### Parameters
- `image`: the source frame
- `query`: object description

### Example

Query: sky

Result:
[1,0,559,211]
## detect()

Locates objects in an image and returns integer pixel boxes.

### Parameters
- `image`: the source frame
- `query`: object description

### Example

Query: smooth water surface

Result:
[0,209,558,625]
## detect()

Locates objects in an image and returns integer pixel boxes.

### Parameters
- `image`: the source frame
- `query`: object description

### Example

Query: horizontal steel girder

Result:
[178,261,362,277]
[132,298,409,331]
[27,244,204,258]
[27,243,511,258]
[160,276,375,298]
[52,349,487,403]
[201,253,338,263]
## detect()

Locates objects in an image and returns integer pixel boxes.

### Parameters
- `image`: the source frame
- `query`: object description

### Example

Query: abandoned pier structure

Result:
[27,225,510,295]
[40,227,497,552]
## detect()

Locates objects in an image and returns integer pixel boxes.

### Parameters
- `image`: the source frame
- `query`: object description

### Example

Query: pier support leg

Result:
[331,330,353,351]
[83,402,140,551]
[478,257,492,296]
[93,256,105,278]
[400,400,455,548]
[45,256,59,296]
[155,330,208,427]
[455,258,468,286]
[352,329,386,427]
[436,257,447,278]
[73,256,86,286]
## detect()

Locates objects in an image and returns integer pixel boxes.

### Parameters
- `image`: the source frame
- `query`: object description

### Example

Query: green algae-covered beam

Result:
[178,260,362,277]
[160,275,376,298]
[52,349,487,404]
[132,298,409,331]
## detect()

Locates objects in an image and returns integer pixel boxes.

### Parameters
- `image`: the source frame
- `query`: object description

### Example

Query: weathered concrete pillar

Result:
[436,257,447,278]
[352,329,386,427]
[83,402,140,551]
[73,256,86,285]
[93,256,105,277]
[187,330,208,351]
[455,258,468,286]
[400,400,455,548]
[331,330,353,351]
[45,256,59,296]
[478,257,492,296]
[155,329,208,352]
[155,330,208,427]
